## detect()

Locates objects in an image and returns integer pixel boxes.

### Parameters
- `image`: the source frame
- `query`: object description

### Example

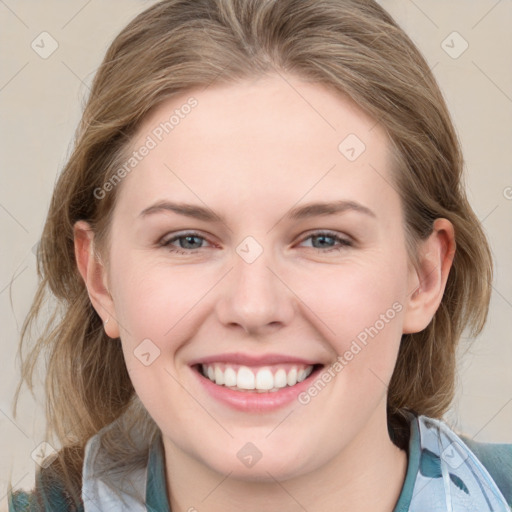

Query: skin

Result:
[75,73,455,512]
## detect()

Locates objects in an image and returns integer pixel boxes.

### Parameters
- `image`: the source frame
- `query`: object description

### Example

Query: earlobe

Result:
[402,218,456,334]
[73,220,120,339]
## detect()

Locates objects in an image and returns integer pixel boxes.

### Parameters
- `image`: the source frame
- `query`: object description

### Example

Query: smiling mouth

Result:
[195,363,323,393]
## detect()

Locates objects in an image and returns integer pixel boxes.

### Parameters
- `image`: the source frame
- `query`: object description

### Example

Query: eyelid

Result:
[159,230,213,247]
[298,229,352,241]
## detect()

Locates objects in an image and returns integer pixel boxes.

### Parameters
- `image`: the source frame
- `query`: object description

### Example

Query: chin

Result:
[197,442,317,483]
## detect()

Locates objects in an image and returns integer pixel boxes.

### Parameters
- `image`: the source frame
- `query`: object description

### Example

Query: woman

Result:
[9,0,512,510]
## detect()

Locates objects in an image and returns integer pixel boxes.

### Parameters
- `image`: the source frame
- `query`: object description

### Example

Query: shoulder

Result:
[8,449,85,512]
[458,433,512,506]
[8,490,32,512]
[410,415,512,509]
[9,475,84,512]
[8,481,80,512]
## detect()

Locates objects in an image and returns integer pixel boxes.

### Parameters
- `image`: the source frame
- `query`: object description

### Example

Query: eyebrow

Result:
[138,199,376,223]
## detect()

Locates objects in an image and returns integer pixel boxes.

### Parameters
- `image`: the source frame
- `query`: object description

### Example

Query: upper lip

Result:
[189,352,321,367]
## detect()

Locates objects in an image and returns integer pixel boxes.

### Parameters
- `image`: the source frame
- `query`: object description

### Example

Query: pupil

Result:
[315,235,332,247]
[183,236,200,249]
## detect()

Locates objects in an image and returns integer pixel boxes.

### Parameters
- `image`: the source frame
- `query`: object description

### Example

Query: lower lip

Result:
[193,365,323,412]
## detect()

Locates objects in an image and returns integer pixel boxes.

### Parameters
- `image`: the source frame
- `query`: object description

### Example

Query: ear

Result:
[402,218,456,334]
[74,220,120,338]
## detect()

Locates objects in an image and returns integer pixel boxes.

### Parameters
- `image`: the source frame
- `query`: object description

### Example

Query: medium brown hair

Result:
[15,0,492,505]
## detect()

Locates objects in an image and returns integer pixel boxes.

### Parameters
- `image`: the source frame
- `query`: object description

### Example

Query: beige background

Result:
[1,0,511,507]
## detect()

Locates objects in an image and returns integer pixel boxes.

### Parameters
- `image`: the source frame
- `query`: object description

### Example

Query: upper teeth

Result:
[201,364,314,391]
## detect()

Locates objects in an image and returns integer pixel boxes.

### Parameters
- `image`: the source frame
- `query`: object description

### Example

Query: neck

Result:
[163,406,408,512]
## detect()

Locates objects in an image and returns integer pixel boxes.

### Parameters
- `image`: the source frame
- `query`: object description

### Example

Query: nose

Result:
[215,243,295,336]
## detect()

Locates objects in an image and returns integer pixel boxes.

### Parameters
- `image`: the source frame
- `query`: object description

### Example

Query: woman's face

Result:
[103,73,418,480]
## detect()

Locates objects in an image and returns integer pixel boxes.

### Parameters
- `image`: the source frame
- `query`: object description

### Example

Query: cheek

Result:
[110,249,207,342]
[293,253,407,391]
[110,259,199,421]
[297,253,406,334]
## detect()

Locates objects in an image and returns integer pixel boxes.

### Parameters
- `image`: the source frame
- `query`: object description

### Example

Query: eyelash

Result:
[160,231,353,255]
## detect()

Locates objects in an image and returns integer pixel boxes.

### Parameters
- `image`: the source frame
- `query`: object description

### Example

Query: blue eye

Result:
[161,232,209,254]
[160,230,352,255]
[299,231,353,252]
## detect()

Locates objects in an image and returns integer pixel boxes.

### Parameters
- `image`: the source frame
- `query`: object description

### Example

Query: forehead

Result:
[114,74,398,224]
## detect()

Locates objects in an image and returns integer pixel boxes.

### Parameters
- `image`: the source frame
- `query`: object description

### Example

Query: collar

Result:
[393,413,510,511]
[83,413,509,512]
[146,432,171,512]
